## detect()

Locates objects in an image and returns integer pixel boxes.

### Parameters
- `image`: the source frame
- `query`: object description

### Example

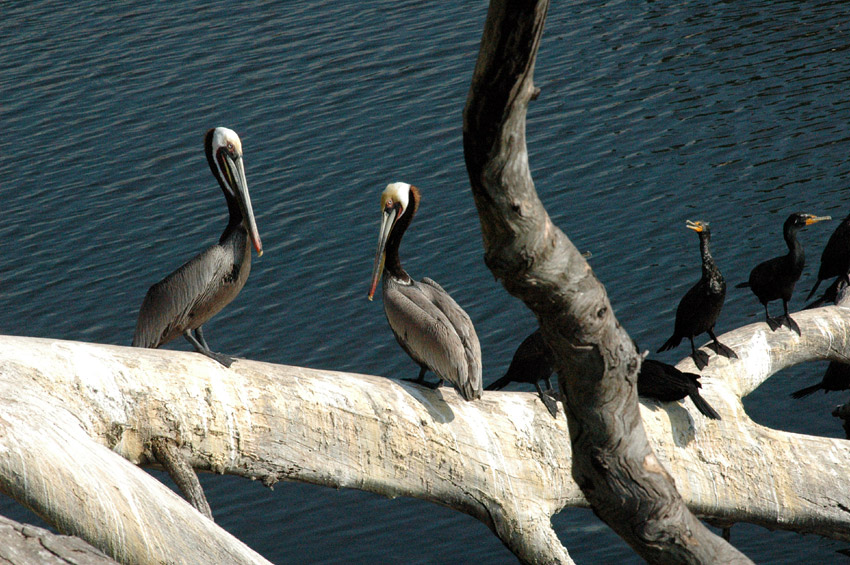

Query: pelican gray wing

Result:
[132,240,248,348]
[383,276,482,400]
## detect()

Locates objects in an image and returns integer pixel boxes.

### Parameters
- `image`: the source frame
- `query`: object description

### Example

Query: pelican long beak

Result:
[226,154,263,256]
[368,206,397,300]
[805,215,831,226]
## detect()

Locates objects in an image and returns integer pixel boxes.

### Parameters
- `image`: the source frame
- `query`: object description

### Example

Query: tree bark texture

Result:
[464,0,756,562]
[0,514,118,565]
[1,311,850,563]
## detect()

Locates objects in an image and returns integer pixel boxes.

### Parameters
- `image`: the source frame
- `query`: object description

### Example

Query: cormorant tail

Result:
[790,383,822,399]
[657,334,682,353]
[688,391,721,420]
[806,280,822,301]
[485,374,513,391]
[735,281,751,289]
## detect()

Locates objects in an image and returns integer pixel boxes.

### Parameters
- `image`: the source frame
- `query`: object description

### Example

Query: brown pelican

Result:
[368,182,482,401]
[132,127,262,367]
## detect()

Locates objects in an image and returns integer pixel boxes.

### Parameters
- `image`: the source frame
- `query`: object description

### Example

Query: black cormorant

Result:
[791,362,850,399]
[638,359,720,420]
[806,212,850,301]
[658,220,736,370]
[737,213,830,335]
[486,329,559,417]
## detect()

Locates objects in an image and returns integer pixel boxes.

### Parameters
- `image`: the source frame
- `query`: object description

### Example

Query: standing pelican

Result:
[133,127,263,367]
[368,182,482,401]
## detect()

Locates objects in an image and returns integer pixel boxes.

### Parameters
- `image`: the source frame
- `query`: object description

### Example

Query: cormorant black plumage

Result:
[791,362,850,399]
[806,212,850,301]
[658,220,736,370]
[638,359,720,420]
[737,213,830,335]
[486,329,559,417]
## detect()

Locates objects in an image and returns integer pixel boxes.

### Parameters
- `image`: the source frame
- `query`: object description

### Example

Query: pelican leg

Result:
[535,380,559,418]
[403,366,442,390]
[183,329,234,368]
[689,337,709,370]
[707,328,737,359]
[764,303,782,331]
[781,299,801,336]
[194,327,211,351]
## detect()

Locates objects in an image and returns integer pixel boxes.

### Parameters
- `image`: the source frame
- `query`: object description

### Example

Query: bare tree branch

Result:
[463,0,756,561]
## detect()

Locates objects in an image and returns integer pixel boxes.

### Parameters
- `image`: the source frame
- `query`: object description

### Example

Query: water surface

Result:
[2,1,849,562]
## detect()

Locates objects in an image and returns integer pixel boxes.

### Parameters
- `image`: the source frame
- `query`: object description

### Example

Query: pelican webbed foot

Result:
[183,328,235,368]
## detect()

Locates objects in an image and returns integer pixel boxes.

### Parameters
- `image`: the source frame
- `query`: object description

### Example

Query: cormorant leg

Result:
[183,330,234,368]
[534,381,559,418]
[150,437,213,520]
[782,300,801,336]
[707,328,738,359]
[764,304,781,331]
[403,366,441,389]
[689,337,709,370]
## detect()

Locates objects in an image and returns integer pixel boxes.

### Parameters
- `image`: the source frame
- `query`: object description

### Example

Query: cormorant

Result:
[791,362,850,399]
[806,212,850,300]
[737,213,830,335]
[658,220,736,370]
[368,183,482,400]
[638,359,721,420]
[133,127,262,367]
[486,329,559,417]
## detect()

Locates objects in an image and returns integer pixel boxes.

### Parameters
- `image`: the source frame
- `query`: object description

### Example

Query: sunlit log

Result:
[1,309,850,563]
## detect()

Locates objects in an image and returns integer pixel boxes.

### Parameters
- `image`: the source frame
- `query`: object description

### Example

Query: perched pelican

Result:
[368,182,482,401]
[132,127,262,367]
[658,220,736,370]
[737,213,829,335]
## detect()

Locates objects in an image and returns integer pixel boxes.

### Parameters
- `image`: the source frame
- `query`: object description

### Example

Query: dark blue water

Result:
[2,1,849,562]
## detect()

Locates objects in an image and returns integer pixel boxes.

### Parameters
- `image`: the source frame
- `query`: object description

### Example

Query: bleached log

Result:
[1,307,850,563]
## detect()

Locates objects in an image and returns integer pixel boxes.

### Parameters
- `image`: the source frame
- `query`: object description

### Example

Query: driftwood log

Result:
[1,308,850,563]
